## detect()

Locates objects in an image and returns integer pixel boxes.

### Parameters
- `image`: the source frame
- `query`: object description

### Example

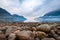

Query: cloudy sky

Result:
[0,0,60,22]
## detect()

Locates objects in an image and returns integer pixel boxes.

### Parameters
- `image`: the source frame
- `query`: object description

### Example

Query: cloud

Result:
[35,0,60,17]
[0,0,20,14]
[0,0,60,22]
[0,0,45,15]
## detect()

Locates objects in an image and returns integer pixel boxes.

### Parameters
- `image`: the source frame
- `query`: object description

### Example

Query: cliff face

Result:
[0,8,26,22]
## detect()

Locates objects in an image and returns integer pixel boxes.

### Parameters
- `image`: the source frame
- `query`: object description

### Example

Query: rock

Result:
[5,26,18,36]
[35,38,40,40]
[0,22,60,40]
[0,31,6,40]
[8,33,16,40]
[36,31,47,39]
[56,30,60,35]
[32,27,36,31]
[15,30,34,40]
[51,26,57,32]
[5,27,13,36]
[23,26,32,31]
[14,30,20,34]
[41,38,55,40]
[50,30,59,39]
[55,36,60,40]
[36,24,51,32]
[56,26,60,30]
[32,31,37,38]
[0,27,7,34]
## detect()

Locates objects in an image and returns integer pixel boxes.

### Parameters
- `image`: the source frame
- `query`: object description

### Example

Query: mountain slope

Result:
[0,8,26,22]
[35,10,60,22]
[12,14,26,22]
[0,8,11,17]
[44,10,60,16]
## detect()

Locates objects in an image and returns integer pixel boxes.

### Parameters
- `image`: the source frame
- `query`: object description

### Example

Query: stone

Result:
[36,31,47,39]
[41,38,55,40]
[32,27,36,31]
[0,31,6,40]
[36,24,51,32]
[15,30,34,40]
[56,30,60,35]
[5,26,18,36]
[50,30,58,38]
[56,36,60,40]
[35,38,40,40]
[8,33,16,40]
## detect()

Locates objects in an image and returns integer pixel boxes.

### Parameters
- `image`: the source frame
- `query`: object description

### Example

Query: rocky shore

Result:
[0,22,60,40]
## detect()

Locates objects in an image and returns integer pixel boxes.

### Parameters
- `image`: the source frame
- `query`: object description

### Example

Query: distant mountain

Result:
[44,10,60,16]
[12,14,26,22]
[0,8,11,17]
[0,8,26,22]
[35,10,60,22]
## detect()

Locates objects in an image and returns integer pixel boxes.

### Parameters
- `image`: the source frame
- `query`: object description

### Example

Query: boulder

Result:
[15,30,34,40]
[36,31,47,39]
[36,24,51,32]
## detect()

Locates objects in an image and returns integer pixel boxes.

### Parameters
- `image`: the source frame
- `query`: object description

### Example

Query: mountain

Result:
[12,14,26,22]
[0,8,26,22]
[44,10,60,16]
[0,8,11,17]
[35,10,60,22]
